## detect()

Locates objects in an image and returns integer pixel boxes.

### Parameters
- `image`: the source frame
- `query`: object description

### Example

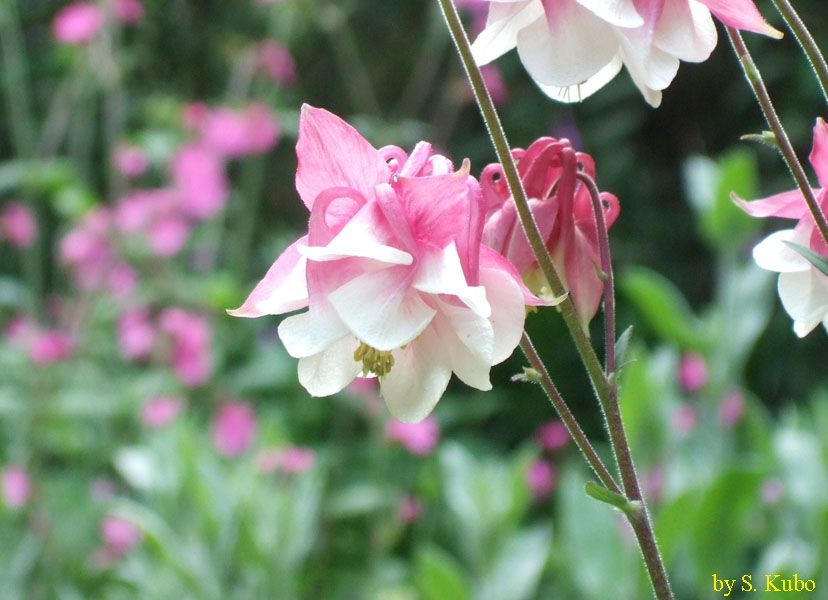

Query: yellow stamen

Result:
[353,342,396,377]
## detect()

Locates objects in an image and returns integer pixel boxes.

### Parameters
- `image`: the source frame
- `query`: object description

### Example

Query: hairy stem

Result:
[727,27,828,249]
[520,332,621,494]
[771,0,828,108]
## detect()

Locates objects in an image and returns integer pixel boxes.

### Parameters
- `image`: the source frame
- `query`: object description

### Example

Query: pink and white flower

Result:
[735,118,828,337]
[470,0,781,107]
[230,105,540,422]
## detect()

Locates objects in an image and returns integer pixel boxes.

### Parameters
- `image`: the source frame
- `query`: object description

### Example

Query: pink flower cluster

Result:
[52,0,144,45]
[4,316,74,365]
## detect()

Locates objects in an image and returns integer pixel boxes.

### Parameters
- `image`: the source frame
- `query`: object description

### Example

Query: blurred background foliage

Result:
[0,0,827,598]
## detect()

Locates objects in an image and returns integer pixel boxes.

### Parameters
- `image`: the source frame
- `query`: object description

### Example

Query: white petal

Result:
[534,54,623,103]
[431,306,493,391]
[778,270,828,335]
[471,1,546,66]
[328,267,436,351]
[297,336,363,396]
[516,3,619,88]
[618,30,681,92]
[654,0,717,63]
[575,0,643,27]
[380,329,452,423]
[254,256,308,315]
[752,230,811,273]
[479,265,527,364]
[414,242,491,317]
[278,308,349,358]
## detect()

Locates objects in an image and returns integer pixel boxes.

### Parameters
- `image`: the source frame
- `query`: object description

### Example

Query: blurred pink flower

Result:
[397,495,423,523]
[29,330,74,365]
[2,466,31,509]
[719,389,745,429]
[643,466,664,505]
[386,416,440,456]
[117,307,155,360]
[106,262,137,298]
[200,103,281,158]
[182,102,209,130]
[1,202,37,248]
[52,2,105,44]
[526,459,556,499]
[212,402,257,456]
[3,315,34,345]
[90,477,116,502]
[113,145,148,178]
[148,213,191,257]
[170,144,228,220]
[100,516,141,556]
[141,396,183,428]
[159,308,213,386]
[115,189,191,256]
[60,207,117,290]
[111,0,144,24]
[678,353,708,393]
[536,420,570,452]
[673,403,698,433]
[256,40,297,87]
[462,64,507,105]
[256,445,316,473]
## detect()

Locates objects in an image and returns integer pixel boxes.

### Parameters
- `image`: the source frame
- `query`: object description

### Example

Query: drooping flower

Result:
[52,2,105,44]
[386,416,440,456]
[470,0,781,107]
[481,137,619,327]
[735,118,828,337]
[212,402,257,456]
[1,202,38,248]
[230,105,541,423]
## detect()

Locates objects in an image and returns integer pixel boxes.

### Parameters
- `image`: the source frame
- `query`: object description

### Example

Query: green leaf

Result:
[479,526,552,600]
[619,267,707,351]
[414,545,471,600]
[585,482,633,512]
[783,241,828,277]
[614,325,633,371]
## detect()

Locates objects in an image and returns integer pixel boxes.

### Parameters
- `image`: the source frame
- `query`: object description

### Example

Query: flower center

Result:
[354,342,395,377]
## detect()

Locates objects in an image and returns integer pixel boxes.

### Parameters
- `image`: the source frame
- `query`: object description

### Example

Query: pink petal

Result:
[478,262,528,363]
[810,117,828,188]
[295,105,391,210]
[733,190,809,219]
[696,0,783,38]
[228,236,309,317]
[414,243,490,317]
[479,245,546,306]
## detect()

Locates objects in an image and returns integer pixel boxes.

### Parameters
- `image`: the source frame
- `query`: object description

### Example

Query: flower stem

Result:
[437,2,674,598]
[771,0,828,108]
[519,332,621,494]
[727,27,828,250]
[576,171,615,375]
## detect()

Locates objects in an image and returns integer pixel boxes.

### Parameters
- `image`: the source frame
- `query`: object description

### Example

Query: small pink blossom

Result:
[243,102,281,154]
[2,466,31,509]
[182,102,209,130]
[256,445,316,473]
[199,103,281,158]
[115,189,190,257]
[212,402,257,456]
[719,389,745,429]
[536,420,570,452]
[117,307,155,360]
[52,2,105,44]
[481,137,619,327]
[1,202,37,248]
[111,0,144,24]
[386,416,440,456]
[526,459,556,499]
[113,145,148,178]
[159,308,213,386]
[170,145,228,220]
[256,40,297,87]
[60,207,118,290]
[100,516,141,556]
[397,495,423,523]
[141,396,183,428]
[678,353,708,393]
[673,403,698,434]
[29,330,74,365]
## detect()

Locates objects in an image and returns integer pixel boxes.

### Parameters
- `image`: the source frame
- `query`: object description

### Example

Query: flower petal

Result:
[752,229,811,273]
[328,266,436,351]
[278,308,349,358]
[297,335,363,396]
[479,244,547,306]
[479,263,531,363]
[228,236,309,317]
[653,0,717,63]
[414,242,491,317]
[380,329,452,423]
[778,270,828,336]
[695,0,783,39]
[432,307,493,391]
[574,0,643,27]
[471,0,546,66]
[534,54,623,103]
[733,190,810,219]
[295,105,391,210]
[810,117,828,188]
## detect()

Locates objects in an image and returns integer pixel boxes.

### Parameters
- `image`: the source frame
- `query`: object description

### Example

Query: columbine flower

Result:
[735,118,828,337]
[230,105,540,422]
[470,0,781,107]
[481,137,619,327]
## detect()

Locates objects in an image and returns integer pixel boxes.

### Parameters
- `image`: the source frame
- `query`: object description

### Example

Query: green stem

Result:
[0,1,36,158]
[520,332,621,494]
[771,0,828,108]
[727,27,828,250]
